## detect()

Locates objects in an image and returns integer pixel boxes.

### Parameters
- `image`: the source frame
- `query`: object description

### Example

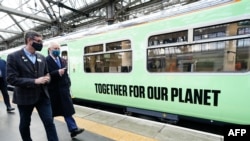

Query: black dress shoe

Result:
[7,107,15,112]
[70,128,84,138]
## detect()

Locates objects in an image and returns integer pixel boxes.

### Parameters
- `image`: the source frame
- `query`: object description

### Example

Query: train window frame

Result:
[84,40,132,73]
[106,40,131,51]
[148,30,188,46]
[59,44,70,74]
[193,20,250,41]
[147,39,250,73]
[84,44,103,54]
[147,19,250,73]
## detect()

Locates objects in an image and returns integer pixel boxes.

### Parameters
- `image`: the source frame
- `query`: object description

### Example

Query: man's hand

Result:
[58,68,66,76]
[35,75,50,84]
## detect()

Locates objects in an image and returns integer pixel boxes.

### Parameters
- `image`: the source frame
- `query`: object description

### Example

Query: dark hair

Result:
[24,30,42,44]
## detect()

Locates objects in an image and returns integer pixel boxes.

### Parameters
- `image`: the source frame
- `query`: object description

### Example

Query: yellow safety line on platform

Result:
[55,116,158,141]
[0,95,156,141]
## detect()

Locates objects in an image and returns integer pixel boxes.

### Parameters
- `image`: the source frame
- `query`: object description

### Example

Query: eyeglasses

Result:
[32,39,43,44]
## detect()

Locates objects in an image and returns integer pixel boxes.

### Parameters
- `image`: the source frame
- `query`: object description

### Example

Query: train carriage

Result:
[1,0,250,125]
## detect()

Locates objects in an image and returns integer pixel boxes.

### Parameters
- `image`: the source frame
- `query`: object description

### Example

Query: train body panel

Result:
[1,0,250,125]
[62,0,250,125]
[66,0,250,125]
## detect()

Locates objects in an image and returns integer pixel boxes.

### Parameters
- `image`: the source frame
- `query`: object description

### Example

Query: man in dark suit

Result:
[6,31,58,141]
[46,42,84,138]
[0,57,15,112]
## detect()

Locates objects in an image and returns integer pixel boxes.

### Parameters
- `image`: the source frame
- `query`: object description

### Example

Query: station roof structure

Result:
[0,0,198,50]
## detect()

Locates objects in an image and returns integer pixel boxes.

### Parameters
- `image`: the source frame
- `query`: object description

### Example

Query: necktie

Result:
[55,58,61,68]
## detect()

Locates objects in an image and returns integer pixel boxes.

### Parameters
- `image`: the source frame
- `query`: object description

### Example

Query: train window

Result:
[59,44,69,73]
[84,40,132,73]
[194,20,250,41]
[61,51,68,67]
[148,30,187,46]
[84,44,103,54]
[106,40,131,51]
[61,51,67,59]
[237,38,250,48]
[238,27,250,35]
[238,20,250,26]
[147,38,250,72]
[194,24,227,41]
[84,52,132,73]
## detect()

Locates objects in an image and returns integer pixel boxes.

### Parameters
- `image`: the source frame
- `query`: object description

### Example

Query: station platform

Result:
[0,92,223,141]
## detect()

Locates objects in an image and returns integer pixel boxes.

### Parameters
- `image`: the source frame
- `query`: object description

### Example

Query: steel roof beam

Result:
[0,29,22,34]
[40,0,55,20]
[0,5,52,23]
[8,14,25,32]
[62,0,109,19]
[0,35,5,41]
[114,0,141,17]
[46,0,89,17]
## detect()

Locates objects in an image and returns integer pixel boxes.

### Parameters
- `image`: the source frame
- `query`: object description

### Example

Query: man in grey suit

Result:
[6,30,58,141]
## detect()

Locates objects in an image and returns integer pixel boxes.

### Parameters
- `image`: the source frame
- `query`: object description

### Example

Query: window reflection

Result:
[148,20,250,73]
[84,44,103,53]
[148,30,188,46]
[84,40,132,73]
[194,20,250,41]
[147,39,250,72]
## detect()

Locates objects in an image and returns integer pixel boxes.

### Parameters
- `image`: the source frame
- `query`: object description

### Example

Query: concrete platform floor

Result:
[0,92,223,141]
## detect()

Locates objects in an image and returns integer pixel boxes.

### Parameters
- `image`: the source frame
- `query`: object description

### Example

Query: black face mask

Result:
[32,42,43,51]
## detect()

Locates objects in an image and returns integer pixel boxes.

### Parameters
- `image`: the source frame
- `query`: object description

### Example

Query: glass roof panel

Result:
[7,23,21,32]
[0,12,13,29]
[0,0,100,43]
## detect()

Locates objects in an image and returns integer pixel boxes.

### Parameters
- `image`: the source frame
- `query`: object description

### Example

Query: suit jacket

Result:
[6,48,50,105]
[46,55,75,117]
[0,58,7,86]
[0,59,7,78]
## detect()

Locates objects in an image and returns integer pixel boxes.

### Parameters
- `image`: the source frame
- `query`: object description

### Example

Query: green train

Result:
[1,0,250,125]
